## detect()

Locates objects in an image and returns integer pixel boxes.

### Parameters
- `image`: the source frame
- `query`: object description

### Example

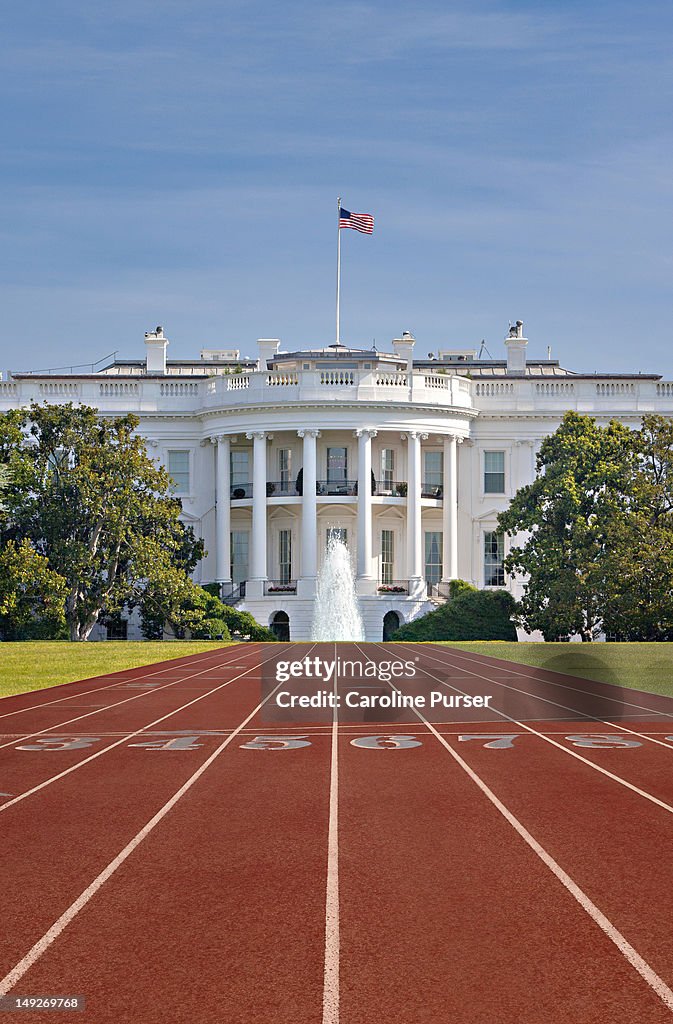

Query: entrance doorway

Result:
[270,610,290,642]
[383,610,401,641]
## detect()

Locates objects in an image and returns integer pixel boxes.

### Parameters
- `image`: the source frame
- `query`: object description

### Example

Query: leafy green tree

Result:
[0,538,67,640]
[393,584,517,641]
[139,582,276,641]
[0,464,9,515]
[598,415,673,640]
[498,412,634,641]
[0,403,204,641]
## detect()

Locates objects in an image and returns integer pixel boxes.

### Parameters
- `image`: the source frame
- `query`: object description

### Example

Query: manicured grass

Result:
[435,642,673,697]
[0,641,234,698]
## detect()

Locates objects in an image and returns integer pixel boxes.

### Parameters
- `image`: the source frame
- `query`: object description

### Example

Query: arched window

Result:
[270,610,290,642]
[383,610,401,641]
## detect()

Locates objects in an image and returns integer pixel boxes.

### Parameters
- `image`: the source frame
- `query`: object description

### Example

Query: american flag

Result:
[339,208,374,234]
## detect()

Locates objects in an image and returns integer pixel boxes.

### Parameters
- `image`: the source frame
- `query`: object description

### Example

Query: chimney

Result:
[145,325,169,375]
[391,330,415,372]
[505,320,527,375]
[257,338,281,369]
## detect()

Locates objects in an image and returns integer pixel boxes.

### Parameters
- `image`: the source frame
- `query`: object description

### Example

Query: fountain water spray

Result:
[311,537,365,641]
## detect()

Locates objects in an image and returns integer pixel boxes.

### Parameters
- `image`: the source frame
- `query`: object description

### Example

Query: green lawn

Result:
[0,641,234,698]
[434,642,673,697]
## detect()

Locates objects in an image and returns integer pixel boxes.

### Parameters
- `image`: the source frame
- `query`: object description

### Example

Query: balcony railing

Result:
[317,479,358,496]
[264,579,297,595]
[266,480,300,497]
[229,479,444,500]
[375,480,408,497]
[377,580,409,594]
[426,581,452,600]
[230,482,253,499]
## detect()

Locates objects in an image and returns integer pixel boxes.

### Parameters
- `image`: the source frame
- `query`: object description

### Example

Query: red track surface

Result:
[2,641,673,1022]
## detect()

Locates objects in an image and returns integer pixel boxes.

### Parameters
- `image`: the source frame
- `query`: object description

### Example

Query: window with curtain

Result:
[327,447,348,483]
[278,449,291,489]
[278,529,292,583]
[484,531,505,586]
[381,449,395,489]
[423,451,443,488]
[424,532,443,584]
[381,529,394,584]
[230,530,250,584]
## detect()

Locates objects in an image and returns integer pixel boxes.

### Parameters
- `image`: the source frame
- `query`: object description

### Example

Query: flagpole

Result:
[336,196,341,345]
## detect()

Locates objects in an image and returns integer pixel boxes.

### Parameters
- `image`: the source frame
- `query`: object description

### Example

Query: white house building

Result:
[1,322,670,641]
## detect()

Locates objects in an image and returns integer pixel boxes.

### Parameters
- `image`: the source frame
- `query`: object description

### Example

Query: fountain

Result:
[311,537,365,641]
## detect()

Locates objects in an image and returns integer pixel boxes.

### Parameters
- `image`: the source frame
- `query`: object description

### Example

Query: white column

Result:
[213,435,232,588]
[246,431,270,591]
[355,428,377,591]
[405,431,427,596]
[442,434,459,583]
[297,429,320,595]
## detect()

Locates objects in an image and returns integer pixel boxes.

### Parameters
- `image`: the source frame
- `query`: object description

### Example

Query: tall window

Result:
[424,532,443,585]
[230,450,250,485]
[278,449,291,490]
[381,449,395,490]
[168,450,190,495]
[484,451,505,494]
[423,451,443,489]
[484,531,505,586]
[278,529,292,583]
[230,530,249,584]
[381,529,394,584]
[327,447,348,483]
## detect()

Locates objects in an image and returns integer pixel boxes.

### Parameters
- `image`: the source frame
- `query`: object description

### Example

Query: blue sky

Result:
[1,1,672,374]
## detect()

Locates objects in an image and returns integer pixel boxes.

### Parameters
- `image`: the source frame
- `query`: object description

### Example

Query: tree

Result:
[0,539,67,640]
[0,464,8,515]
[0,403,204,641]
[393,583,517,641]
[598,415,673,640]
[139,582,276,642]
[497,412,634,641]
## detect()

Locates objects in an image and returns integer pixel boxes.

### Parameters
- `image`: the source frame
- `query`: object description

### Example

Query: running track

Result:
[2,642,673,1021]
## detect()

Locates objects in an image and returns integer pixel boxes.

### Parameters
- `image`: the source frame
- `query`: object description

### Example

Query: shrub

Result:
[190,617,231,641]
[393,585,517,641]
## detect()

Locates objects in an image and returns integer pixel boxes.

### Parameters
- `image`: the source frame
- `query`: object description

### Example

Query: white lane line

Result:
[412,645,673,753]
[361,646,673,1016]
[0,645,294,815]
[391,643,673,820]
[439,646,673,721]
[0,647,262,753]
[0,646,240,719]
[0,661,293,998]
[322,643,340,1024]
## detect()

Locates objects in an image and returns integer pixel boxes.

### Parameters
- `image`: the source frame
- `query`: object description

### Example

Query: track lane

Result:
[0,646,236,720]
[374,643,673,1011]
[334,642,673,1023]
[395,642,673,809]
[0,644,327,1024]
[0,644,258,741]
[0,644,272,807]
[0,644,294,974]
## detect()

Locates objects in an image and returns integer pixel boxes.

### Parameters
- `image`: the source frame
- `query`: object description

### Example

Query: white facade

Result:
[2,323,671,641]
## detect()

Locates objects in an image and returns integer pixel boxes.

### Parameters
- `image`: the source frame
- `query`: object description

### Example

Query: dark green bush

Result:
[393,585,517,641]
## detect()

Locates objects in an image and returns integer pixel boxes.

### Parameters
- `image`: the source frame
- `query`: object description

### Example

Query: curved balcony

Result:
[203,369,473,411]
